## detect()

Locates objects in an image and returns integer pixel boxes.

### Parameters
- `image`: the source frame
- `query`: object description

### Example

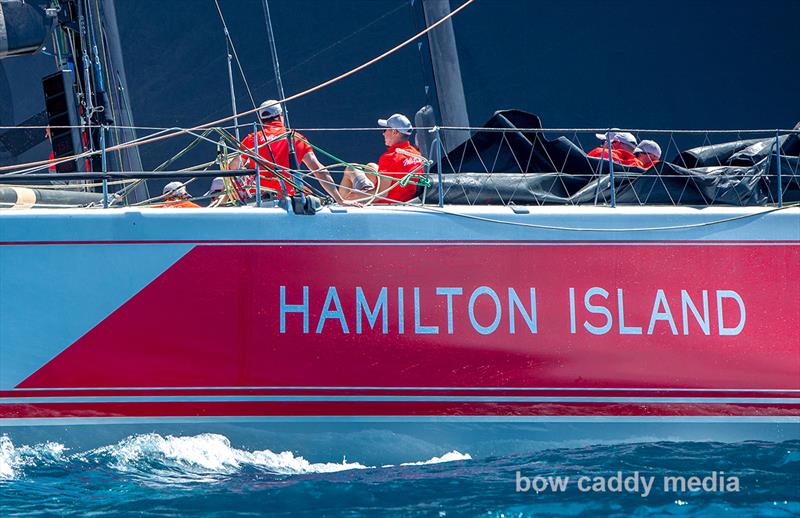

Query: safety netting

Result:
[423,110,800,206]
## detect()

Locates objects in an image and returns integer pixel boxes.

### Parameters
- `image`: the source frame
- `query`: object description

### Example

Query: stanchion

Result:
[436,127,444,208]
[101,126,109,208]
[776,131,783,208]
[254,122,262,208]
[608,128,616,208]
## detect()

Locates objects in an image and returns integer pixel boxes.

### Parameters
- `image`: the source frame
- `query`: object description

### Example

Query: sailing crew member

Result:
[588,130,639,167]
[154,181,201,208]
[339,113,425,203]
[204,177,227,207]
[633,140,662,169]
[235,100,357,206]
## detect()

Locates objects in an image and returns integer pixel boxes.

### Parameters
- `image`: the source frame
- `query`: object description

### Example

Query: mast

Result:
[84,0,111,125]
[99,0,147,201]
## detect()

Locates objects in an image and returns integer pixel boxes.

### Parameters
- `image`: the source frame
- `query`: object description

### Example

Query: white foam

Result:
[0,435,17,479]
[0,435,69,480]
[1,433,472,482]
[17,441,67,464]
[94,433,368,475]
[399,450,472,466]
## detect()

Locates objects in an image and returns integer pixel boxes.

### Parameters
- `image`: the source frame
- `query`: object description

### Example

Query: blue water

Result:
[1,434,798,517]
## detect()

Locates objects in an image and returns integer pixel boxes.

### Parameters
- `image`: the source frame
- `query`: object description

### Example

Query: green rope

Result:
[292,134,431,188]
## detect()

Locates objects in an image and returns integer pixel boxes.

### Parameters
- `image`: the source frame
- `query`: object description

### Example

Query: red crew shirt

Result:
[635,158,660,170]
[374,141,424,203]
[240,120,313,196]
[153,198,201,208]
[588,145,639,167]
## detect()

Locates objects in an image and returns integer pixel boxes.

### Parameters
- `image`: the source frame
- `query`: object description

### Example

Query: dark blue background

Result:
[112,0,800,175]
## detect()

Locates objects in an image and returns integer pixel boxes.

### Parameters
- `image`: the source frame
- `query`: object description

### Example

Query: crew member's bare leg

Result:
[340,163,378,201]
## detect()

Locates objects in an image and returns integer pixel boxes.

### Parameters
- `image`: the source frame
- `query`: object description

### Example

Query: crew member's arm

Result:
[303,152,361,207]
[230,134,254,170]
[228,155,244,170]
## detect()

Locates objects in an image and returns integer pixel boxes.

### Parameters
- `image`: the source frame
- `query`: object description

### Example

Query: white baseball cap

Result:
[378,113,413,135]
[204,177,225,196]
[163,181,188,197]
[595,130,637,148]
[258,100,283,120]
[634,140,662,159]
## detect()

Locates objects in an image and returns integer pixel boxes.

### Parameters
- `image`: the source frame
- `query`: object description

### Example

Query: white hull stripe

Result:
[1,396,798,404]
[1,416,798,426]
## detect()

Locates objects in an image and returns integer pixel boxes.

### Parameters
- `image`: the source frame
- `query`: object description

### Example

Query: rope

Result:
[307,163,437,206]
[414,127,800,134]
[2,125,797,133]
[250,2,407,90]
[234,129,309,196]
[293,134,431,188]
[289,161,390,205]
[0,126,178,176]
[281,127,800,133]
[303,168,800,232]
[0,0,477,173]
[401,203,800,233]
[103,128,226,206]
[0,179,137,190]
[212,0,257,109]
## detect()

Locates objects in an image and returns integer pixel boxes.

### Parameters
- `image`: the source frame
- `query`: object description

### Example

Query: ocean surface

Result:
[1,433,798,516]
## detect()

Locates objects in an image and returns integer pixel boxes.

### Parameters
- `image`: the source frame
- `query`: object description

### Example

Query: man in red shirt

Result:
[588,130,639,167]
[633,140,662,169]
[339,113,425,204]
[235,100,356,206]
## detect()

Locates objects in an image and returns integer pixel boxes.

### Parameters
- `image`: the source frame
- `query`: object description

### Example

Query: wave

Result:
[0,435,15,479]
[0,435,66,480]
[89,433,369,479]
[399,451,472,466]
[0,433,471,482]
[3,436,797,516]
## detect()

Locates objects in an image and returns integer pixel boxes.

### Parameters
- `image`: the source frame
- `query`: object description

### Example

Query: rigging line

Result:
[130,176,202,207]
[260,0,304,199]
[2,125,796,133]
[212,0,257,110]
[0,127,177,176]
[167,128,310,193]
[0,0,475,174]
[308,170,800,229]
[0,179,137,190]
[404,203,800,233]
[0,0,477,172]
[0,124,242,131]
[250,1,409,92]
[313,170,410,206]
[98,26,118,125]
